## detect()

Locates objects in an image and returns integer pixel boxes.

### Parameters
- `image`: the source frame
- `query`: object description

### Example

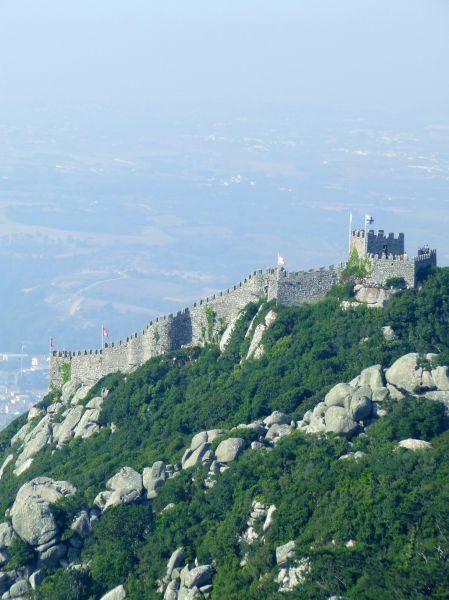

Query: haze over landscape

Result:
[2,4,449,599]
[0,1,448,354]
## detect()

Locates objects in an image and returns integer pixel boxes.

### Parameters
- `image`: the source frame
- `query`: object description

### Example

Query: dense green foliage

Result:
[34,569,97,600]
[7,536,35,570]
[2,267,449,598]
[341,248,372,281]
[385,276,407,290]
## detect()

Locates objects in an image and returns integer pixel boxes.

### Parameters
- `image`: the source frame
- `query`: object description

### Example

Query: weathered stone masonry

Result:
[49,227,438,389]
[350,228,437,288]
[367,251,437,288]
[350,229,405,257]
[50,265,344,388]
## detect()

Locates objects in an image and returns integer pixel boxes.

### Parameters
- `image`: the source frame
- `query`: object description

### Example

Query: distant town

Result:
[0,352,48,430]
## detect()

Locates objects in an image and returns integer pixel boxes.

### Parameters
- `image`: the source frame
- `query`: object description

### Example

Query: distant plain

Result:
[0,103,448,354]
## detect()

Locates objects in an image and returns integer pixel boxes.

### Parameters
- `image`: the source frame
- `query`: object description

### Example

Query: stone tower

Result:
[350,229,405,258]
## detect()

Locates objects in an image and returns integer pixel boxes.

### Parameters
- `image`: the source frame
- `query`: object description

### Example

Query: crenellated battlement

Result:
[351,229,404,241]
[415,249,437,262]
[351,229,405,258]
[49,265,345,388]
[49,226,437,390]
[364,249,437,288]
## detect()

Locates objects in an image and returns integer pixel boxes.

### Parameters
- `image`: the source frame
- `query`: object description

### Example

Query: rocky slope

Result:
[0,271,449,599]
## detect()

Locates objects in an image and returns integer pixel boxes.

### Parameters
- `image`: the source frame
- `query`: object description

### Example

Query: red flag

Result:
[102,327,108,338]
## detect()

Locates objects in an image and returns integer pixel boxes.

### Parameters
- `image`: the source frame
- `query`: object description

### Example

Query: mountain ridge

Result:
[0,267,448,598]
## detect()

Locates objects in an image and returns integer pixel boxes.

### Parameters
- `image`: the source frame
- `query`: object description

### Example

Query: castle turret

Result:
[350,229,405,258]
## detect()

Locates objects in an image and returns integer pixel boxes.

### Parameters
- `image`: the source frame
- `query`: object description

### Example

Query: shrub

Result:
[7,536,34,569]
[341,249,372,282]
[35,569,97,600]
[368,397,449,442]
[386,276,407,289]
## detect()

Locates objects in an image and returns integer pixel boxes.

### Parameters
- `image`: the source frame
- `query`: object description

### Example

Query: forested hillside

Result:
[1,268,449,599]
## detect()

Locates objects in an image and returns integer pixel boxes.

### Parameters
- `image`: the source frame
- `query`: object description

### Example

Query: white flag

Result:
[277,254,285,268]
[365,214,374,225]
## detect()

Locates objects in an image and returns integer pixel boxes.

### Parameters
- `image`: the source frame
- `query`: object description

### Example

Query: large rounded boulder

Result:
[324,384,354,408]
[11,477,76,547]
[215,438,246,463]
[385,353,431,394]
[324,407,358,437]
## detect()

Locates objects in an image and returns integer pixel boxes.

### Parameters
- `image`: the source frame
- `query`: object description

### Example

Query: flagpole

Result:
[364,217,368,254]
[348,212,353,254]
[101,325,104,351]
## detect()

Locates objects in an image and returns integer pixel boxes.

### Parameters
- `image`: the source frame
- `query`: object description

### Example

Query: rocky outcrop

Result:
[300,381,371,439]
[239,500,269,550]
[70,511,92,539]
[246,324,267,359]
[8,577,30,597]
[143,461,167,499]
[181,443,212,470]
[300,363,391,438]
[276,541,296,566]
[382,326,396,341]
[73,397,103,439]
[353,285,394,308]
[53,405,84,446]
[7,477,76,573]
[94,460,182,512]
[276,558,311,593]
[94,467,143,511]
[263,411,291,427]
[3,351,447,597]
[215,438,246,463]
[60,380,81,404]
[266,423,294,442]
[0,523,15,569]
[0,455,13,481]
[339,451,366,461]
[246,310,278,359]
[70,383,94,406]
[100,584,127,600]
[398,439,432,451]
[324,406,358,437]
[181,430,225,469]
[385,353,449,395]
[219,321,237,352]
[275,541,310,592]
[8,386,107,477]
[238,499,277,568]
[0,524,15,550]
[160,548,213,599]
[263,504,277,531]
[13,416,52,475]
[298,354,449,440]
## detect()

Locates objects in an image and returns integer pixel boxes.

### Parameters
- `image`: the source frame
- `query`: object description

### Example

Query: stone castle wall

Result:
[366,250,436,288]
[351,229,405,257]
[275,265,343,306]
[49,247,437,389]
[50,265,343,388]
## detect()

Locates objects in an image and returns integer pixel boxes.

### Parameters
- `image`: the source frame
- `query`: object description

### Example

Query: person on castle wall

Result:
[417,245,429,256]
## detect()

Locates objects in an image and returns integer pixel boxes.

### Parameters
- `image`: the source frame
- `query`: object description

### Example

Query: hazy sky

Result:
[1,0,448,111]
